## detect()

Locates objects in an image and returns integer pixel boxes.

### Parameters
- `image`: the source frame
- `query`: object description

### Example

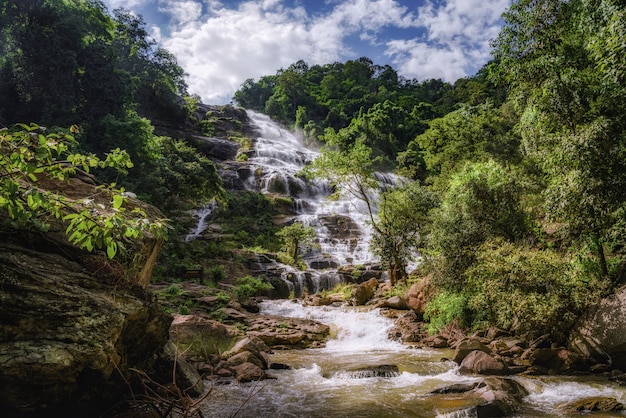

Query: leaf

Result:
[112,194,124,209]
[106,242,117,259]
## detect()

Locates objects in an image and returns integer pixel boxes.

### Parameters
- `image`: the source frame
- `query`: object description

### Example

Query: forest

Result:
[1,0,626,342]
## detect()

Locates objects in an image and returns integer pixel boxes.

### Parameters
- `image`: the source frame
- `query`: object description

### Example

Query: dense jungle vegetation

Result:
[1,0,625,340]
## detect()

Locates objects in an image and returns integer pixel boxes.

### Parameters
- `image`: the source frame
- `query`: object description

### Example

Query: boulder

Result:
[459,350,508,375]
[562,397,624,412]
[245,315,330,349]
[453,337,492,364]
[0,242,172,417]
[405,275,435,317]
[431,377,528,417]
[351,277,379,306]
[153,341,204,397]
[527,347,587,373]
[568,284,626,369]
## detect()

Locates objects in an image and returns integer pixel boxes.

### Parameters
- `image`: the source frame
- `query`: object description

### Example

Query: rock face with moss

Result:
[0,175,173,417]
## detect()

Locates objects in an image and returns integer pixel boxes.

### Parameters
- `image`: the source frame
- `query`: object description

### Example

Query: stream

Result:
[201,300,626,418]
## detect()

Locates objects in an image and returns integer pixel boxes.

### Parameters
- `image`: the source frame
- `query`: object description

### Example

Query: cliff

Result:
[0,173,173,417]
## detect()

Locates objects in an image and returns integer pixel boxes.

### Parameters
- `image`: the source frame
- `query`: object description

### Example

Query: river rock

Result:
[453,337,493,364]
[562,396,624,412]
[459,350,508,375]
[245,315,330,349]
[568,284,626,369]
[351,277,379,305]
[431,377,528,417]
[527,347,587,373]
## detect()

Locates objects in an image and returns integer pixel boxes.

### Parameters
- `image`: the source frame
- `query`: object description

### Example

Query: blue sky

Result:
[102,0,512,104]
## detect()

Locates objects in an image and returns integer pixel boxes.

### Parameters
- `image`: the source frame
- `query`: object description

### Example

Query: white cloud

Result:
[101,0,511,103]
[384,0,510,82]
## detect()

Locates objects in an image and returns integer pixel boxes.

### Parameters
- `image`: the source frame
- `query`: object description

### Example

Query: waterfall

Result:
[244,110,382,267]
[185,200,217,242]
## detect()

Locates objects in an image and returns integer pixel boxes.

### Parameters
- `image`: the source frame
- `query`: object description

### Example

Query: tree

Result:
[276,222,316,268]
[427,161,529,291]
[370,182,437,284]
[0,123,168,261]
[491,0,626,280]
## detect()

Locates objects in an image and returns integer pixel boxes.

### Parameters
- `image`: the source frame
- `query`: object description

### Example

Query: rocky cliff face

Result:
[0,175,172,417]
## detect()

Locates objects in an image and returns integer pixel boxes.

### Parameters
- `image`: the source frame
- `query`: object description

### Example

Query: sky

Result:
[102,0,512,105]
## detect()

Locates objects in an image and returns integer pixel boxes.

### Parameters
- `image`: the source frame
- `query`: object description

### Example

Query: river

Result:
[201,300,626,418]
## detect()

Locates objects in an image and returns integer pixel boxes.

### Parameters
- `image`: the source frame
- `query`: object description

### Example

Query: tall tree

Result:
[492,0,626,280]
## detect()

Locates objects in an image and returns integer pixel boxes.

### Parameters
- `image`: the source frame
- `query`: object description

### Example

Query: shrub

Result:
[423,291,469,334]
[232,275,273,301]
[464,239,605,341]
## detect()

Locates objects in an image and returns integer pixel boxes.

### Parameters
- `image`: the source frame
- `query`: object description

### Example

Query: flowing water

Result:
[190,113,626,416]
[202,300,626,418]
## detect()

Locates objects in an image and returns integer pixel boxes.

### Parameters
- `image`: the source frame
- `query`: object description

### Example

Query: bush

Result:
[232,275,273,301]
[464,239,605,341]
[423,291,469,334]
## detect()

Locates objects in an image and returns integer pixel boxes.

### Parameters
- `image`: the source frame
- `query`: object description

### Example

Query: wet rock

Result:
[351,277,379,305]
[459,350,508,376]
[562,397,624,412]
[430,382,481,394]
[328,364,401,379]
[245,315,330,349]
[231,362,266,382]
[431,377,527,417]
[453,337,493,364]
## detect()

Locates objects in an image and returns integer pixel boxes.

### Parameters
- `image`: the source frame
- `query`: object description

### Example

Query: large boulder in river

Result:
[459,350,508,375]
[351,277,379,305]
[568,284,626,369]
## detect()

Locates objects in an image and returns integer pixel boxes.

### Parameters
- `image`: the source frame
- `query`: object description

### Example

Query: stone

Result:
[405,275,435,317]
[562,397,624,412]
[569,284,626,369]
[453,337,492,364]
[459,350,508,375]
[153,341,204,397]
[245,315,330,349]
[0,243,171,417]
[231,362,266,382]
[351,277,379,305]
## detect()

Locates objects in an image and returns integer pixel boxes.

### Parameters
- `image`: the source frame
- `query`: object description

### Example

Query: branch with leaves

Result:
[0,123,169,259]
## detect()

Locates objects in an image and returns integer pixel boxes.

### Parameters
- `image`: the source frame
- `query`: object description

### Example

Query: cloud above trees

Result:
[103,0,511,104]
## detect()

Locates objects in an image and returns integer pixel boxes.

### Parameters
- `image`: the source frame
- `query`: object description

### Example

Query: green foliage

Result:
[427,160,529,291]
[424,291,469,334]
[276,222,317,268]
[0,124,168,260]
[492,0,626,278]
[465,240,608,341]
[401,103,520,182]
[128,135,224,210]
[232,275,273,301]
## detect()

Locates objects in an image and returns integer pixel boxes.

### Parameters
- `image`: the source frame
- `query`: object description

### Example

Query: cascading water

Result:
[202,300,626,418]
[185,200,217,242]
[241,111,395,294]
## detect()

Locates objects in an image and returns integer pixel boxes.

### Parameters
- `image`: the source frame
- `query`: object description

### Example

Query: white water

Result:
[185,200,217,242]
[245,110,380,266]
[202,300,626,418]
